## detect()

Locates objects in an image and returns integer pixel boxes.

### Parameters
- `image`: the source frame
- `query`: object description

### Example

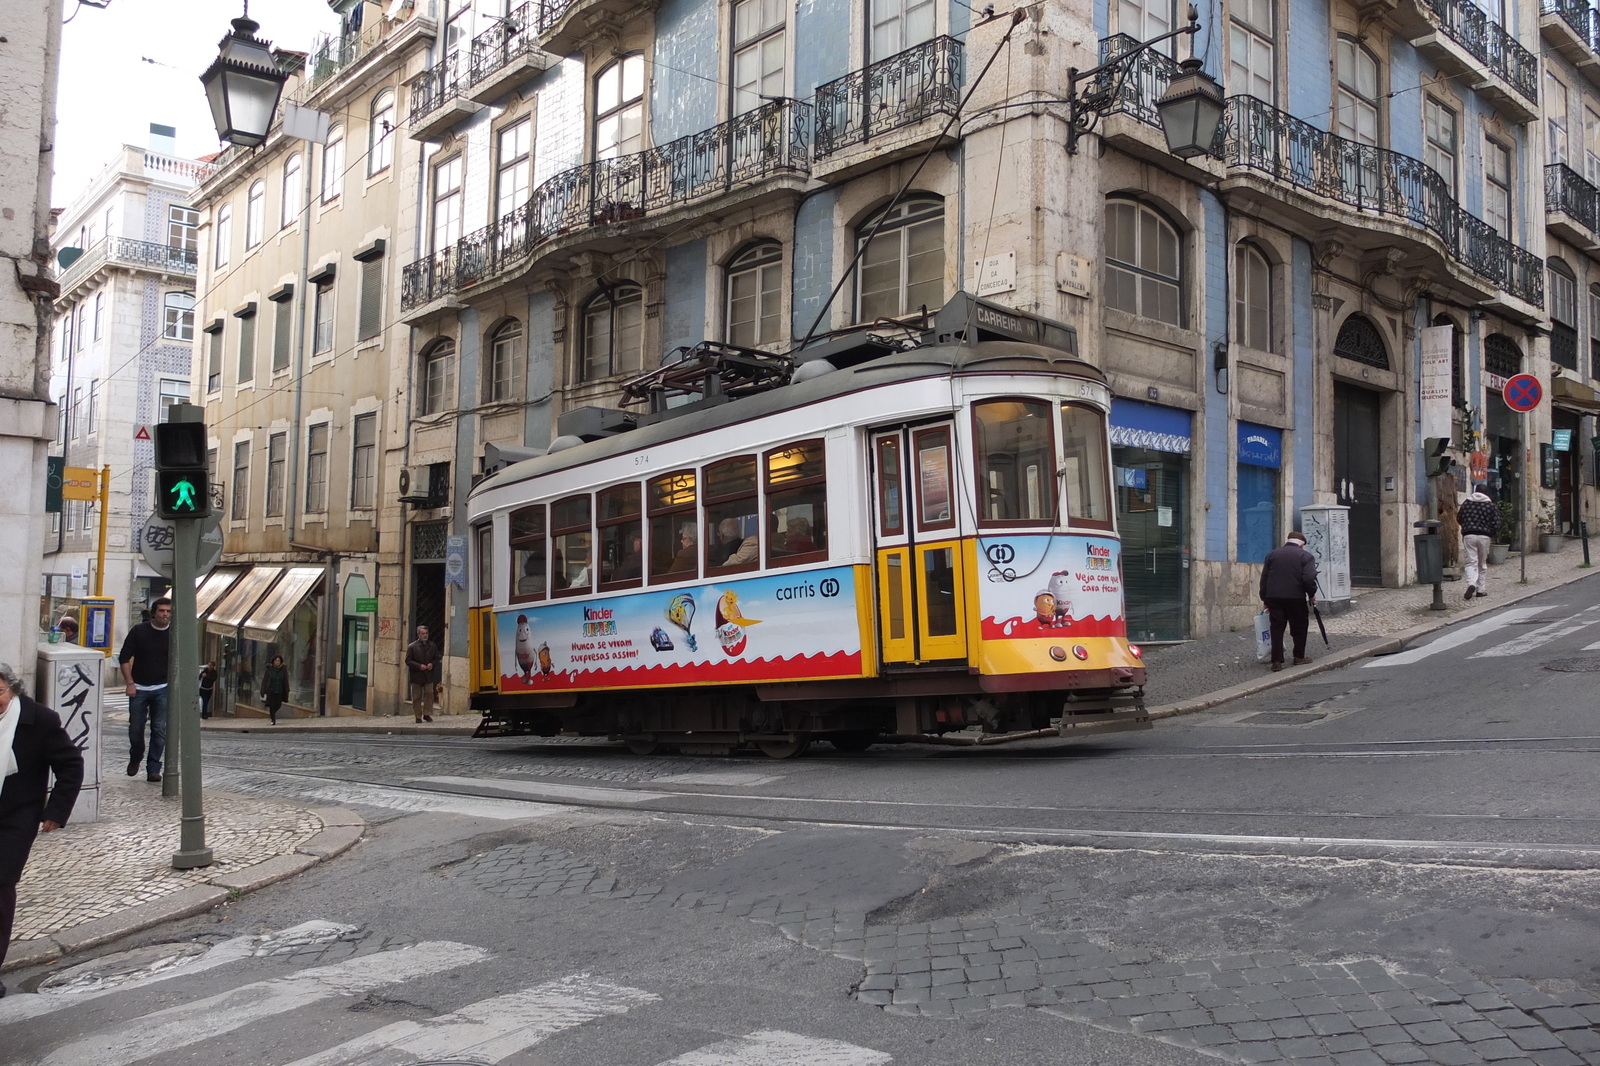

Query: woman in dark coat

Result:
[0,661,84,993]
[260,655,290,725]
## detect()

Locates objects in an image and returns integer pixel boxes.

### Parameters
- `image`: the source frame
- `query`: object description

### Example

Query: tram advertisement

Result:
[494,566,866,690]
[974,534,1138,673]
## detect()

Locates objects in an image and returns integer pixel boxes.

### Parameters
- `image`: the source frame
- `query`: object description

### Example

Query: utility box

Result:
[1414,520,1443,585]
[1299,505,1352,604]
[36,642,105,822]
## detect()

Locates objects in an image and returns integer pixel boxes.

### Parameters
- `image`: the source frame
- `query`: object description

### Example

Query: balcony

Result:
[467,1,557,103]
[812,36,962,175]
[1391,0,1537,122]
[408,51,482,141]
[403,98,812,314]
[1541,0,1600,85]
[1545,163,1600,250]
[56,237,197,303]
[297,10,437,105]
[533,0,652,59]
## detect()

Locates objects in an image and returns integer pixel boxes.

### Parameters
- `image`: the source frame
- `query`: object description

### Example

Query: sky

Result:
[54,0,339,204]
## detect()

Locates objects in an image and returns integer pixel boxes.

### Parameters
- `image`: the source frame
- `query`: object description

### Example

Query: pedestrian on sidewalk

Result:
[405,626,441,723]
[0,662,84,996]
[1259,531,1319,672]
[54,615,78,644]
[118,597,172,782]
[1457,484,1498,601]
[198,660,218,719]
[260,656,289,725]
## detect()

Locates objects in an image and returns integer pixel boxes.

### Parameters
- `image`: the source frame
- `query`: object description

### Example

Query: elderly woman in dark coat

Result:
[0,661,84,995]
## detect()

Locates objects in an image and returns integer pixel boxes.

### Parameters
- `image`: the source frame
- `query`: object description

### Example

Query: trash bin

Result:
[1413,520,1443,585]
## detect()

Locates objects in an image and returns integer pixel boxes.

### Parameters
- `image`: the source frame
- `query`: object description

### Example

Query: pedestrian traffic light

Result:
[1423,437,1455,478]
[153,421,211,519]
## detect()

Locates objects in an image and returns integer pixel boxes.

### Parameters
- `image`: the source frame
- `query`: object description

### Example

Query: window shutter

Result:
[238,315,256,383]
[359,258,383,341]
[273,298,293,372]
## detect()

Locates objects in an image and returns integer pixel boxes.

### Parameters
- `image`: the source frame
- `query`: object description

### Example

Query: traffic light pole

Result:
[166,403,213,869]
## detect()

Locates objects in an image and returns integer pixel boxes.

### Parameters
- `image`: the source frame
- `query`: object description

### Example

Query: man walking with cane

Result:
[1260,531,1319,673]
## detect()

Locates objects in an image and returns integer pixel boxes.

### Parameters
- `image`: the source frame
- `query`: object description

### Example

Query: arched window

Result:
[1484,334,1522,378]
[369,90,395,176]
[855,195,944,322]
[1105,199,1181,325]
[725,241,783,347]
[594,55,645,161]
[245,180,265,248]
[484,319,525,402]
[1234,242,1272,351]
[163,292,195,341]
[1550,259,1578,370]
[582,284,644,381]
[419,340,457,415]
[321,124,344,203]
[281,153,302,228]
[214,204,232,268]
[1333,314,1389,370]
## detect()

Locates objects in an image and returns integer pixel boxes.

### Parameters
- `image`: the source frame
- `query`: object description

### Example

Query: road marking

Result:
[35,941,489,1066]
[412,775,671,804]
[206,767,571,820]
[283,974,658,1066]
[655,772,783,787]
[652,1029,892,1065]
[1361,607,1552,666]
[1469,606,1600,658]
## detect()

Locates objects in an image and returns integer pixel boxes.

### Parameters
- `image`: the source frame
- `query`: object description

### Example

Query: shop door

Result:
[871,424,967,664]
[339,616,368,710]
[1334,383,1383,585]
[1115,448,1189,641]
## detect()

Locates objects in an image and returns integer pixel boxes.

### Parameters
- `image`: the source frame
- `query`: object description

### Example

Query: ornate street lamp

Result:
[199,3,289,148]
[1066,4,1225,157]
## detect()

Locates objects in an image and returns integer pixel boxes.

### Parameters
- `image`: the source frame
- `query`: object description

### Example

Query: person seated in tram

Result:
[611,531,643,581]
[781,515,816,554]
[669,524,698,574]
[516,552,546,596]
[711,517,759,567]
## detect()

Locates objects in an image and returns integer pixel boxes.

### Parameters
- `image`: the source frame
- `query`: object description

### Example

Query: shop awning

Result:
[206,566,285,636]
[241,566,323,642]
[1553,376,1600,414]
[1110,398,1192,453]
[195,566,246,618]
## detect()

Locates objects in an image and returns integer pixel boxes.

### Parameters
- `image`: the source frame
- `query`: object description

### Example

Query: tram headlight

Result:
[1128,643,1142,658]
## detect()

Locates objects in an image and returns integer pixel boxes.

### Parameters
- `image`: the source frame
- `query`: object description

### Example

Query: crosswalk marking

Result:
[283,975,659,1066]
[412,774,671,804]
[35,941,489,1066]
[1362,607,1552,667]
[1469,607,1600,658]
[652,1029,893,1065]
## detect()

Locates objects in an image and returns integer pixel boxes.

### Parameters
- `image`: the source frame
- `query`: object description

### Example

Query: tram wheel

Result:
[625,738,663,756]
[828,731,877,753]
[755,735,811,759]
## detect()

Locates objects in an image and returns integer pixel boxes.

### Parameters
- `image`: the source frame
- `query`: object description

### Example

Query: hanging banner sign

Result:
[1419,325,1453,440]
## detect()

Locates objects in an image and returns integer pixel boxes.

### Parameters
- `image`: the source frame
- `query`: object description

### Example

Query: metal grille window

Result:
[231,440,251,519]
[485,319,525,402]
[305,423,328,513]
[164,292,195,341]
[1228,0,1274,103]
[726,241,783,347]
[351,412,376,509]
[321,124,344,203]
[266,432,286,517]
[432,155,464,253]
[273,295,293,372]
[282,153,302,228]
[1333,314,1390,369]
[215,205,231,268]
[1104,199,1181,325]
[1423,98,1457,199]
[1550,261,1579,370]
[1548,72,1568,164]
[412,520,449,561]
[582,285,644,380]
[169,206,199,254]
[1484,334,1522,378]
[495,119,532,220]
[237,309,256,385]
[207,324,223,392]
[732,0,786,116]
[1235,243,1271,351]
[594,55,645,161]
[314,279,335,355]
[358,258,383,341]
[421,340,457,414]
[1335,37,1379,146]
[369,90,394,175]
[856,196,944,322]
[872,0,935,59]
[245,180,265,248]
[1484,137,1511,238]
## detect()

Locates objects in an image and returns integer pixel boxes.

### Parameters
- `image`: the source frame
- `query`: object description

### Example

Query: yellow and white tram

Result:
[466,294,1149,757]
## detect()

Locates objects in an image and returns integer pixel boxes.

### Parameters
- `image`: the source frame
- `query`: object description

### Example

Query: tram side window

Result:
[475,522,493,603]
[974,399,1056,526]
[648,470,698,582]
[1061,403,1112,528]
[766,439,827,564]
[509,505,547,603]
[705,456,760,574]
[597,483,643,589]
[552,495,592,595]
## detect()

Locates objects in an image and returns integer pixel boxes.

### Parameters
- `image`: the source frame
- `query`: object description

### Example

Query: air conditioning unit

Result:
[398,462,449,507]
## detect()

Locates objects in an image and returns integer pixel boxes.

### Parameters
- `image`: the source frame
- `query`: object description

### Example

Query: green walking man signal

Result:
[154,421,211,519]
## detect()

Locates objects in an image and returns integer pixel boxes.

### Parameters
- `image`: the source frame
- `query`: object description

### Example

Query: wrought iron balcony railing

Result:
[1542,0,1597,46]
[1419,0,1537,103]
[814,36,963,159]
[409,50,466,126]
[1092,34,1184,129]
[306,31,363,92]
[403,99,813,310]
[57,236,198,297]
[1223,95,1542,307]
[469,1,541,85]
[1546,163,1600,234]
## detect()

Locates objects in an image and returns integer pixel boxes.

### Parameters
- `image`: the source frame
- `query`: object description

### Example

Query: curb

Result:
[201,718,478,736]
[3,801,366,974]
[1146,563,1600,719]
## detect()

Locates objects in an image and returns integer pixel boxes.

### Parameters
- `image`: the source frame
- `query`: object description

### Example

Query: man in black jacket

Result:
[0,662,84,993]
[1456,485,1498,600]
[1259,531,1320,672]
[118,597,171,781]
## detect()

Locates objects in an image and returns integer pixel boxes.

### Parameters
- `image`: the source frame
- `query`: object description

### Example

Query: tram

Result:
[466,292,1149,757]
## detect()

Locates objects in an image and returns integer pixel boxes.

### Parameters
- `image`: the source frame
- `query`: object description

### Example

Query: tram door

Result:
[871,424,968,664]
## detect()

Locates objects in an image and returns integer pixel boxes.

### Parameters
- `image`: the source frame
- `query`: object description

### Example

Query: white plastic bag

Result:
[1254,610,1272,663]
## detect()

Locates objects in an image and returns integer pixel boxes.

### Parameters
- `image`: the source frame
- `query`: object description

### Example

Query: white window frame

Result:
[214,204,232,268]
[1423,97,1457,199]
[731,0,786,116]
[164,292,195,341]
[485,319,526,402]
[169,206,199,255]
[1484,136,1512,239]
[245,179,265,248]
[321,124,344,203]
[855,196,945,322]
[231,439,251,521]
[432,155,464,253]
[369,90,395,176]
[726,241,784,347]
[282,152,303,228]
[495,119,532,220]
[1104,198,1183,326]
[1228,0,1274,103]
[1234,242,1272,352]
[420,341,457,415]
[313,278,335,356]
[581,285,644,381]
[305,422,329,514]
[351,412,376,510]
[265,432,287,518]
[594,55,645,161]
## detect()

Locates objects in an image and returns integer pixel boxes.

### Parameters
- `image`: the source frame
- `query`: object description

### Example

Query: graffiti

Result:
[55,661,97,750]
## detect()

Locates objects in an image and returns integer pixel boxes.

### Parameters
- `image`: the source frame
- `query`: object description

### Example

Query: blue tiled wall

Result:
[794,0,852,99]
[652,0,718,140]
[1286,0,1330,126]
[792,189,839,339]
[664,240,708,356]
[1201,190,1229,559]
[527,290,557,446]
[1292,238,1315,516]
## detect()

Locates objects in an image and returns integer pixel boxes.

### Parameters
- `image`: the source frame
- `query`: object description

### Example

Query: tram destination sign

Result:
[938,292,1079,355]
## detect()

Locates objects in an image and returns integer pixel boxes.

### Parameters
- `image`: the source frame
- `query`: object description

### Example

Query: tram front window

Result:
[974,399,1055,524]
[1061,403,1112,527]
[509,505,547,602]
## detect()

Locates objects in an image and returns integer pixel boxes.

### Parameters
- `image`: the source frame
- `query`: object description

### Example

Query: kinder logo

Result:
[1086,544,1112,572]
